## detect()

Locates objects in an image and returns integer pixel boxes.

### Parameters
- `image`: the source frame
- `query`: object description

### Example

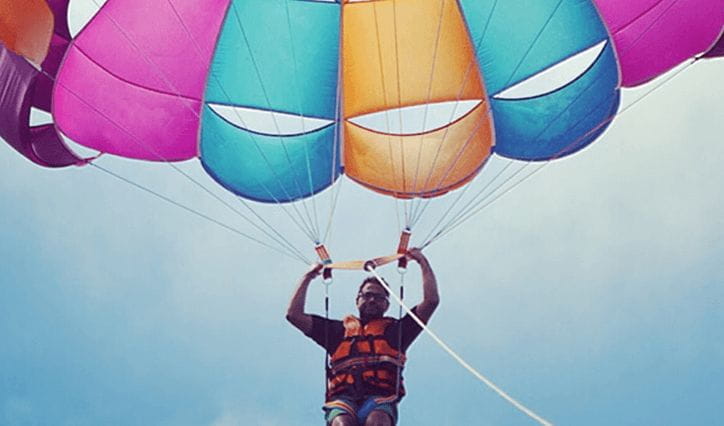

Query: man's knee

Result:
[331,413,357,426]
[364,410,392,426]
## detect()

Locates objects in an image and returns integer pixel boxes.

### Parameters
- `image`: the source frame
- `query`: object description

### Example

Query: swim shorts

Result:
[323,395,398,425]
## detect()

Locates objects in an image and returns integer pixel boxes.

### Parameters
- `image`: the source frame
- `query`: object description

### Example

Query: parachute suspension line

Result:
[89,163,310,264]
[416,0,595,231]
[413,0,498,224]
[283,0,322,239]
[365,266,553,426]
[232,195,315,261]
[322,19,345,247]
[391,0,409,229]
[424,93,616,248]
[407,0,448,211]
[322,178,344,246]
[371,1,409,227]
[42,67,312,263]
[390,0,414,233]
[418,11,617,242]
[229,4,322,241]
[407,111,489,227]
[428,160,526,240]
[422,63,617,240]
[83,0,321,246]
[428,56,697,244]
[422,58,699,249]
[407,0,500,225]
[501,0,565,90]
[206,83,320,242]
[164,0,321,242]
[410,0,566,228]
[158,1,315,247]
[418,158,514,244]
[422,163,535,249]
[230,9,319,241]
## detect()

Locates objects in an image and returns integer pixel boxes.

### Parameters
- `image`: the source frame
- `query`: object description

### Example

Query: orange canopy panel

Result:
[0,0,54,65]
[342,0,493,198]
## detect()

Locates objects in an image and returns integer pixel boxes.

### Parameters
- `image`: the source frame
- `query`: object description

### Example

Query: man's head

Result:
[356,276,390,321]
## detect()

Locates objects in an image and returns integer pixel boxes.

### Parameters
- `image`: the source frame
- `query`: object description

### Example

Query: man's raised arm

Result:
[286,263,323,335]
[407,248,439,324]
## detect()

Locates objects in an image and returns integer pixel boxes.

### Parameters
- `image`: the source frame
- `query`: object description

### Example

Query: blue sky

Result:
[2,3,723,425]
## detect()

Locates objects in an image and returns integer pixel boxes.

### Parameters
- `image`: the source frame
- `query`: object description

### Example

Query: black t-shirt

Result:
[305,307,425,354]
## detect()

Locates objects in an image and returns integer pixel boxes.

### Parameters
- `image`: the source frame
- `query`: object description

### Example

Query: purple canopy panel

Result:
[703,31,724,58]
[34,0,72,112]
[0,45,83,167]
[594,0,723,87]
[52,0,230,161]
[45,0,72,39]
[33,34,69,112]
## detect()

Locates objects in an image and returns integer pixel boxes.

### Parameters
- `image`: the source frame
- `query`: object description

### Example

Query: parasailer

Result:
[286,248,439,426]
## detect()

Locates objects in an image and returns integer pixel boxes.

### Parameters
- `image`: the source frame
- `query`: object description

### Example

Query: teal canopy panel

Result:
[201,0,341,202]
[460,0,621,160]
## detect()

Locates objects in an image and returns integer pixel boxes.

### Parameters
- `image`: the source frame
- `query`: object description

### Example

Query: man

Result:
[286,248,439,426]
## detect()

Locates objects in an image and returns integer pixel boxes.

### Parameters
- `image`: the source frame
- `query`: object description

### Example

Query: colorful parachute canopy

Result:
[2,0,722,201]
[0,0,84,167]
[593,0,723,87]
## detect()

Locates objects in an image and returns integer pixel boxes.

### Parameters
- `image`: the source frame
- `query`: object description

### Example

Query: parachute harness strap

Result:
[395,263,405,404]
[315,243,334,282]
[364,264,554,426]
[396,228,412,272]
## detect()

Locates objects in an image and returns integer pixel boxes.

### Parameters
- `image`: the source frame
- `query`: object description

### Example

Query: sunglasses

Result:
[357,292,388,302]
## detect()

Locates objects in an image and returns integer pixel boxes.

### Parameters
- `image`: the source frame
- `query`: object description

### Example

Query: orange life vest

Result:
[327,315,406,400]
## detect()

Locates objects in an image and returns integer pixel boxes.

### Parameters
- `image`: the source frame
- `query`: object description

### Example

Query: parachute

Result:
[2,0,719,199]
[2,0,720,192]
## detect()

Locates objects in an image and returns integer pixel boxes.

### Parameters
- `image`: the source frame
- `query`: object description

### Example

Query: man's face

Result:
[356,282,390,320]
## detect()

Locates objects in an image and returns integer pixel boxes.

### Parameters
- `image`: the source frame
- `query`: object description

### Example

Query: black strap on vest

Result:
[395,273,405,399]
[324,283,331,397]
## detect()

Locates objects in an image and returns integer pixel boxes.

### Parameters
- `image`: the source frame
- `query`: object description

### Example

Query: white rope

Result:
[365,266,553,426]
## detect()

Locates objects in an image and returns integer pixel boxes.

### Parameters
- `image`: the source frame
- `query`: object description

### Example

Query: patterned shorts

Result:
[323,395,398,425]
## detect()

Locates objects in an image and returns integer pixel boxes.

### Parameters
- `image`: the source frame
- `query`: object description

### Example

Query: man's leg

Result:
[331,414,357,426]
[363,410,392,426]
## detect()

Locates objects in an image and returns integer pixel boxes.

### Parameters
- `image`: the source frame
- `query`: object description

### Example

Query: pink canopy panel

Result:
[52,0,230,161]
[594,0,723,87]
